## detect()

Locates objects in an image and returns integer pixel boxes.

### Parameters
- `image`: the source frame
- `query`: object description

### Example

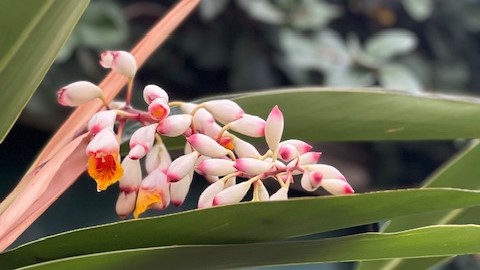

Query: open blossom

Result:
[134,169,170,218]
[86,129,123,191]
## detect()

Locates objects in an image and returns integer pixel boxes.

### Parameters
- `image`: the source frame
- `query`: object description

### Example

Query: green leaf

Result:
[168,88,480,149]
[357,141,480,270]
[0,0,89,142]
[199,0,230,21]
[365,29,417,60]
[14,225,480,270]
[3,188,480,269]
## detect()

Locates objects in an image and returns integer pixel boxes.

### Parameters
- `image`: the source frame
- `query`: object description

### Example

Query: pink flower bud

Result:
[148,98,170,121]
[213,181,252,206]
[157,114,192,137]
[129,124,157,160]
[88,110,116,135]
[86,129,119,155]
[170,172,194,207]
[198,180,225,208]
[270,187,289,201]
[196,159,236,176]
[180,103,215,132]
[234,158,272,176]
[280,139,312,154]
[265,105,284,153]
[143,84,169,104]
[166,151,199,182]
[300,170,323,191]
[228,114,266,137]
[100,50,137,78]
[116,157,142,219]
[203,99,244,125]
[57,81,102,107]
[304,164,346,181]
[287,152,322,175]
[225,176,236,188]
[187,134,230,158]
[145,143,171,174]
[233,137,261,158]
[322,179,354,195]
[278,143,297,162]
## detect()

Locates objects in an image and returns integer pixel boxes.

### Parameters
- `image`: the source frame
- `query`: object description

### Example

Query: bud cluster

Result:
[57,50,354,219]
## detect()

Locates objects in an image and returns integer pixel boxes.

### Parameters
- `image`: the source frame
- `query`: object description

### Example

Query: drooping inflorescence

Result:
[57,50,354,219]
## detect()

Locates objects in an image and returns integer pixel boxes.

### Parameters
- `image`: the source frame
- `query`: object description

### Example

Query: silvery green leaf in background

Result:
[77,1,128,49]
[199,0,230,21]
[289,0,342,30]
[236,0,285,24]
[402,0,434,21]
[325,66,374,87]
[280,29,350,72]
[365,29,418,60]
[379,64,423,93]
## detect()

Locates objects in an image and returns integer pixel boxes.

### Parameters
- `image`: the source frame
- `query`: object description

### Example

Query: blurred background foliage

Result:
[3,0,480,269]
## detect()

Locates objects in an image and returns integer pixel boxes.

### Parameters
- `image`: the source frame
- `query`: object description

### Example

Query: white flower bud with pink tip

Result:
[115,157,142,219]
[100,50,137,78]
[233,137,261,158]
[287,152,322,175]
[234,158,272,176]
[203,99,244,125]
[166,151,199,182]
[145,143,171,174]
[129,124,157,160]
[170,172,194,207]
[88,110,116,135]
[304,164,346,181]
[280,139,312,154]
[202,122,222,138]
[198,180,225,208]
[301,170,323,191]
[143,84,169,104]
[278,143,297,162]
[180,103,214,132]
[157,114,192,137]
[228,114,266,138]
[86,129,119,155]
[270,187,289,201]
[265,105,284,153]
[148,98,170,121]
[57,81,102,107]
[134,169,170,218]
[187,134,230,158]
[213,181,252,206]
[196,159,236,176]
[322,179,354,195]
[257,181,269,201]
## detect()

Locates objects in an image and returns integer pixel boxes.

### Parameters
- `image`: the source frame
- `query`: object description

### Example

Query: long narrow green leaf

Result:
[17,225,480,270]
[0,0,89,142]
[357,141,480,270]
[2,188,480,269]
[163,89,480,149]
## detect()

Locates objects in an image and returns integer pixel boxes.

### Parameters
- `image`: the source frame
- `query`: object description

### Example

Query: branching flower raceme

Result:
[57,50,355,219]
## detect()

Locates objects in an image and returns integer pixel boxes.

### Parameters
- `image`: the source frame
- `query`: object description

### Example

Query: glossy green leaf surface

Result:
[3,188,480,269]
[357,141,480,270]
[18,225,480,270]
[163,88,480,149]
[0,0,89,142]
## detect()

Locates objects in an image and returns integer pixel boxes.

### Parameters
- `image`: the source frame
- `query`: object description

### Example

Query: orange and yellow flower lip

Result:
[88,152,123,191]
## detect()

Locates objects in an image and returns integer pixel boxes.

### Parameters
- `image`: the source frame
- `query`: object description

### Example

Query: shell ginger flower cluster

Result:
[57,50,354,219]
